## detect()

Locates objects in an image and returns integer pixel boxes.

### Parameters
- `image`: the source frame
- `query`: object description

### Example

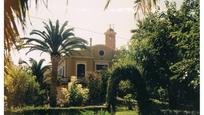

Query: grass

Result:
[115,106,139,115]
[115,110,138,115]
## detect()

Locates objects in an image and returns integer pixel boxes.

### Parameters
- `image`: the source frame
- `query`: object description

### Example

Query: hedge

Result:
[5,106,108,115]
[107,65,151,115]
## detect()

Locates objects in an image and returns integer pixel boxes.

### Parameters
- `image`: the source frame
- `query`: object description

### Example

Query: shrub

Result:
[100,70,111,102]
[66,76,89,106]
[86,72,102,104]
[57,87,68,106]
[118,80,134,98]
[123,94,137,110]
[4,64,43,108]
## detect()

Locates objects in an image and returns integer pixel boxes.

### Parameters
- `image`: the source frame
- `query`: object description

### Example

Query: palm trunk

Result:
[50,55,60,107]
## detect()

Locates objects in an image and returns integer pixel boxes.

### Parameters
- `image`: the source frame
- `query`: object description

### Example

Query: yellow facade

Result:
[58,28,116,83]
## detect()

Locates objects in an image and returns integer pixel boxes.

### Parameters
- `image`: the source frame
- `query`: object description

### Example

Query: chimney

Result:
[90,38,92,47]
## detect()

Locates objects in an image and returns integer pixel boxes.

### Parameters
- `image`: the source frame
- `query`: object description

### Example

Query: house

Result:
[58,27,116,83]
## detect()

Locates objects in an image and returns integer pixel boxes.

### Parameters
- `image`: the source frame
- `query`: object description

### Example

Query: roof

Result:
[69,47,93,57]
[67,44,115,60]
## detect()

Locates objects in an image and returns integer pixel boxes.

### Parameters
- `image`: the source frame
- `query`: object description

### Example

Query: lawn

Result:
[115,110,138,115]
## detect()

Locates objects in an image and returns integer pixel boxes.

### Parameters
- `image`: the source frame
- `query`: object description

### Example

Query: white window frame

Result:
[95,62,109,72]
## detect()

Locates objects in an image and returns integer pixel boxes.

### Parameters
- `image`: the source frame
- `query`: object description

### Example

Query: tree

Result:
[4,0,63,50]
[4,0,29,51]
[104,0,158,18]
[168,0,199,109]
[22,20,87,107]
[4,63,42,108]
[130,0,199,109]
[19,58,50,88]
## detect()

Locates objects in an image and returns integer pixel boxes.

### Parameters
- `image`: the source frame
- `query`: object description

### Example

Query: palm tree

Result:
[19,58,50,88]
[104,0,158,18]
[4,0,28,51]
[22,20,87,107]
[4,0,68,51]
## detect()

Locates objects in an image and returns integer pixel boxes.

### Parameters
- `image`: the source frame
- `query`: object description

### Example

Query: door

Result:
[77,64,85,78]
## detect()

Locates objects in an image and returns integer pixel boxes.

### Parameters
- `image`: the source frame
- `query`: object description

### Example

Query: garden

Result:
[4,0,199,115]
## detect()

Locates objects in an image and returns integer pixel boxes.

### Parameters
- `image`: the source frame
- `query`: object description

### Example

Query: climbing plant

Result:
[106,65,152,115]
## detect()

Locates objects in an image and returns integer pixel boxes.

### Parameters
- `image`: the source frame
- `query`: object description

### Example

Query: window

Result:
[99,50,105,56]
[96,64,108,71]
[77,64,86,78]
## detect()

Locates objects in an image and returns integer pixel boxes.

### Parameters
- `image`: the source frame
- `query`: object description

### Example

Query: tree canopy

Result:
[111,0,199,110]
[22,20,87,107]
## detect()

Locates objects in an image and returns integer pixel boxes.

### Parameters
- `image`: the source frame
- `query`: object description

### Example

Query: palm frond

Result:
[22,20,87,57]
[26,46,50,55]
[22,37,50,49]
[59,21,68,35]
[38,59,46,70]
[104,0,158,20]
[18,59,29,66]
[104,0,111,10]
[30,30,49,41]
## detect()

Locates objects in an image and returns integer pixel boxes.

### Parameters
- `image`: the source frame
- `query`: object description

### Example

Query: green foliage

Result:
[66,76,89,106]
[167,0,199,108]
[4,64,43,108]
[86,72,102,104]
[19,58,50,88]
[115,110,138,115]
[80,110,95,115]
[22,19,88,106]
[129,0,199,109]
[159,109,199,115]
[22,19,88,56]
[112,48,136,70]
[80,110,110,115]
[5,106,108,115]
[107,65,151,115]
[100,70,111,103]
[97,109,111,115]
[118,80,134,97]
[19,58,50,104]
[123,94,137,110]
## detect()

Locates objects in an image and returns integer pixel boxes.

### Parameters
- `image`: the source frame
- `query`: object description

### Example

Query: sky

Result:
[11,0,182,65]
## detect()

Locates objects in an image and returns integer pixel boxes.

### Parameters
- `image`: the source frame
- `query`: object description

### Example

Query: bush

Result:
[86,72,102,104]
[66,76,89,106]
[123,94,137,110]
[4,64,43,108]
[100,70,111,102]
[118,80,134,98]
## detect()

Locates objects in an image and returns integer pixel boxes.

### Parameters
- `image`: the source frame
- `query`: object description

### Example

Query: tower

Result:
[104,26,116,50]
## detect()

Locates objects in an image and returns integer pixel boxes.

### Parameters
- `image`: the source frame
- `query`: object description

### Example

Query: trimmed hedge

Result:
[107,65,151,115]
[5,106,108,115]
